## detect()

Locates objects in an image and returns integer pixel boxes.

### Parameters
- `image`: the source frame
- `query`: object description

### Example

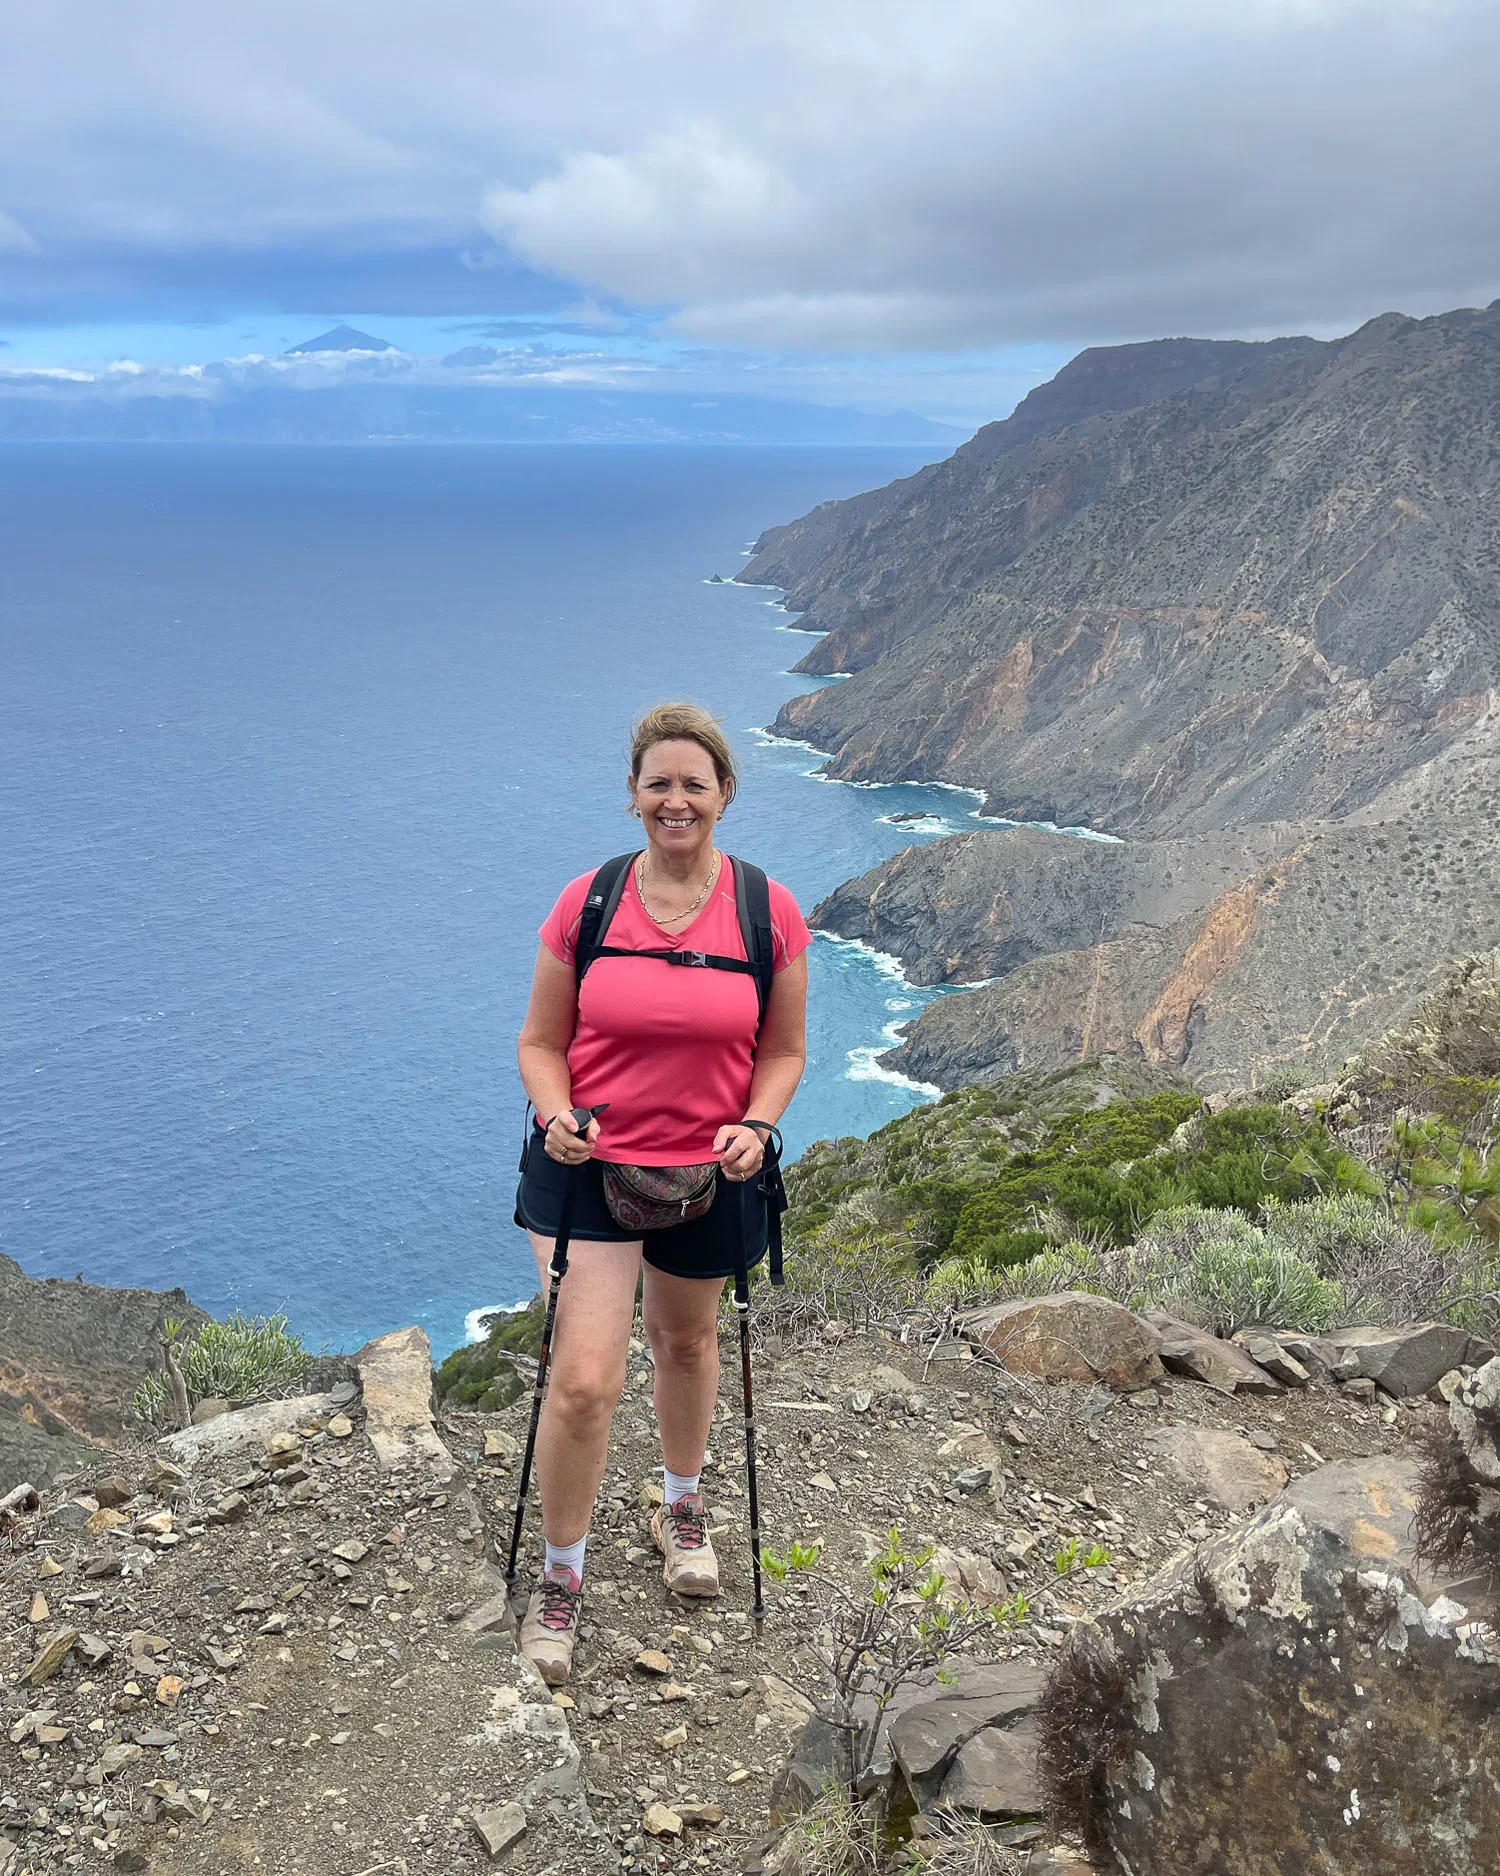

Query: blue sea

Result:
[0,443,988,1356]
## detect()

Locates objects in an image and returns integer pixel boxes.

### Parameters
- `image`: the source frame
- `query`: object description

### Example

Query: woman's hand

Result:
[545,1109,601,1166]
[715,1123,765,1182]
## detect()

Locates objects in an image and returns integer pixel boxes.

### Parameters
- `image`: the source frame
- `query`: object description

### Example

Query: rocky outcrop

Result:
[772,1659,1047,1833]
[961,1294,1165,1390]
[1326,1323,1493,1399]
[818,822,1500,1092]
[743,334,1324,681]
[757,305,1500,838]
[1144,1312,1285,1395]
[356,1325,457,1479]
[158,1390,350,1469]
[0,1254,210,1493]
[1040,1478,1500,1873]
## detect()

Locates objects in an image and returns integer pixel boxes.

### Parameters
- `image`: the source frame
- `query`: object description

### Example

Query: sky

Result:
[1,0,1497,429]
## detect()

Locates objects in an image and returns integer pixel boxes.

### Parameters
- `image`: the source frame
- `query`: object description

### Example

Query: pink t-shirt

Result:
[538,859,812,1165]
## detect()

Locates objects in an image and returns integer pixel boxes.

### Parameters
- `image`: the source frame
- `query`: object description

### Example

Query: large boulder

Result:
[355,1326,455,1479]
[1038,1485,1500,1874]
[1144,1427,1288,1514]
[1142,1312,1282,1395]
[1326,1323,1492,1398]
[961,1294,1165,1390]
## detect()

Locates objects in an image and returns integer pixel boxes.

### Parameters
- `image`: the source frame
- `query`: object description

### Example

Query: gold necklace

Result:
[636,849,719,926]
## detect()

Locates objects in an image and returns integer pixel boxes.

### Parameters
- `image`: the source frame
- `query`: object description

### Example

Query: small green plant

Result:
[1053,1537,1111,1576]
[761,1527,1030,1801]
[133,1311,310,1424]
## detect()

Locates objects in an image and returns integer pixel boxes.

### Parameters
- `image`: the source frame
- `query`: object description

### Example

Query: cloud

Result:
[2,1,1498,352]
[482,123,806,300]
[477,2,1500,349]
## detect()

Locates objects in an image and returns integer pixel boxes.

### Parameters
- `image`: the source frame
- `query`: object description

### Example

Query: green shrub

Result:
[1386,1112,1500,1246]
[927,1238,1105,1308]
[435,1298,544,1411]
[960,1192,1500,1340]
[944,1100,1352,1271]
[1125,1211,1347,1335]
[133,1312,310,1424]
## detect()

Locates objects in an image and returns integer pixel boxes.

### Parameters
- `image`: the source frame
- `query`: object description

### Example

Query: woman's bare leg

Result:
[641,1264,727,1478]
[527,1231,643,1546]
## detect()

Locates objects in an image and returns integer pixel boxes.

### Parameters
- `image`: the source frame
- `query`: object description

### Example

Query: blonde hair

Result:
[629,701,739,809]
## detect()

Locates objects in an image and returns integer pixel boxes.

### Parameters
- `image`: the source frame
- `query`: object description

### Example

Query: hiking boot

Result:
[651,1493,720,1597]
[518,1566,583,1685]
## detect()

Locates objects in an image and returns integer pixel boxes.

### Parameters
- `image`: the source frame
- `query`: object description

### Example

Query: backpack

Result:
[574,851,775,1026]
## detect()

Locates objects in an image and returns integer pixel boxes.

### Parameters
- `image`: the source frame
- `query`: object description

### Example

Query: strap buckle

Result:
[680,949,709,968]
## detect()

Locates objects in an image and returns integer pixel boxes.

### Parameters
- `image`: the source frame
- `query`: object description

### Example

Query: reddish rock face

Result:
[962,1293,1165,1391]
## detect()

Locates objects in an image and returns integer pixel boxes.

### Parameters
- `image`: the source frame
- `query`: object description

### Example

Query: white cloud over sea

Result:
[2,1,1497,403]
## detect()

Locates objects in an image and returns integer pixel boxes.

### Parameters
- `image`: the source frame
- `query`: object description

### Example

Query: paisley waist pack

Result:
[600,1160,719,1233]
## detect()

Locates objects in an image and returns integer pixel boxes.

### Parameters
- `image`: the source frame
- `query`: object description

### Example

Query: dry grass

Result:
[1034,1631,1139,1855]
[912,1812,1032,1874]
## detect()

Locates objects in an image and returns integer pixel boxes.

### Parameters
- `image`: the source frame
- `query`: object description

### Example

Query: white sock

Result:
[664,1466,702,1505]
[544,1535,587,1581]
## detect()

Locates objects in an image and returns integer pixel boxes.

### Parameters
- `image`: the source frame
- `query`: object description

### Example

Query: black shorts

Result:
[514,1126,768,1281]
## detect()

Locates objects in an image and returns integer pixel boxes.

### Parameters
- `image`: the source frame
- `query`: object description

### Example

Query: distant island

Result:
[283,323,397,354]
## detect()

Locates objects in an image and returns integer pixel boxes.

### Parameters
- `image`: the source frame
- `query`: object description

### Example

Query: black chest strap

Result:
[574,852,775,1027]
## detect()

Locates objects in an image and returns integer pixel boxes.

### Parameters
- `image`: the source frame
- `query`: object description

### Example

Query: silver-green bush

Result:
[133,1311,310,1424]
[924,1192,1499,1337]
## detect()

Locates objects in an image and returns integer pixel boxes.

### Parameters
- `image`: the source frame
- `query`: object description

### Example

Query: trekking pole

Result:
[733,1177,767,1639]
[505,1103,608,1601]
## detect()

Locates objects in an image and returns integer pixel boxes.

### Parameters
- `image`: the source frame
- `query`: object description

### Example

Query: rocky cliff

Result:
[747,303,1500,1089]
[0,1256,209,1495]
[752,306,1500,837]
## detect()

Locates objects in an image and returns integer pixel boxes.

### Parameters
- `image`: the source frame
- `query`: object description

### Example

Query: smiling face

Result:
[628,737,727,865]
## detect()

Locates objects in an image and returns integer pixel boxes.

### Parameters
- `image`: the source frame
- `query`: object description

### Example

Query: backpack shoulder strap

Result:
[575,853,639,991]
[729,856,775,1028]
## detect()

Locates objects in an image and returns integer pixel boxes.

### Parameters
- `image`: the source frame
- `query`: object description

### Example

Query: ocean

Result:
[0,442,994,1356]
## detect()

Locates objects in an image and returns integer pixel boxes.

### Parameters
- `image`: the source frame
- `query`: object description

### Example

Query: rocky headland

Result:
[746,301,1500,1089]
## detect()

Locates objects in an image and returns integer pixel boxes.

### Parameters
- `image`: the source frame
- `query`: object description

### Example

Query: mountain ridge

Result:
[745,303,1500,1089]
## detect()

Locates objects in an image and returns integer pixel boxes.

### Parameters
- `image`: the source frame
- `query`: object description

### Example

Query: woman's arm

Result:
[716,949,808,1179]
[516,944,599,1163]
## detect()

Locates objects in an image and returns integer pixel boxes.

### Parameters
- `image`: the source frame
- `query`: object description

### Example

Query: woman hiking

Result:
[513,701,810,1684]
